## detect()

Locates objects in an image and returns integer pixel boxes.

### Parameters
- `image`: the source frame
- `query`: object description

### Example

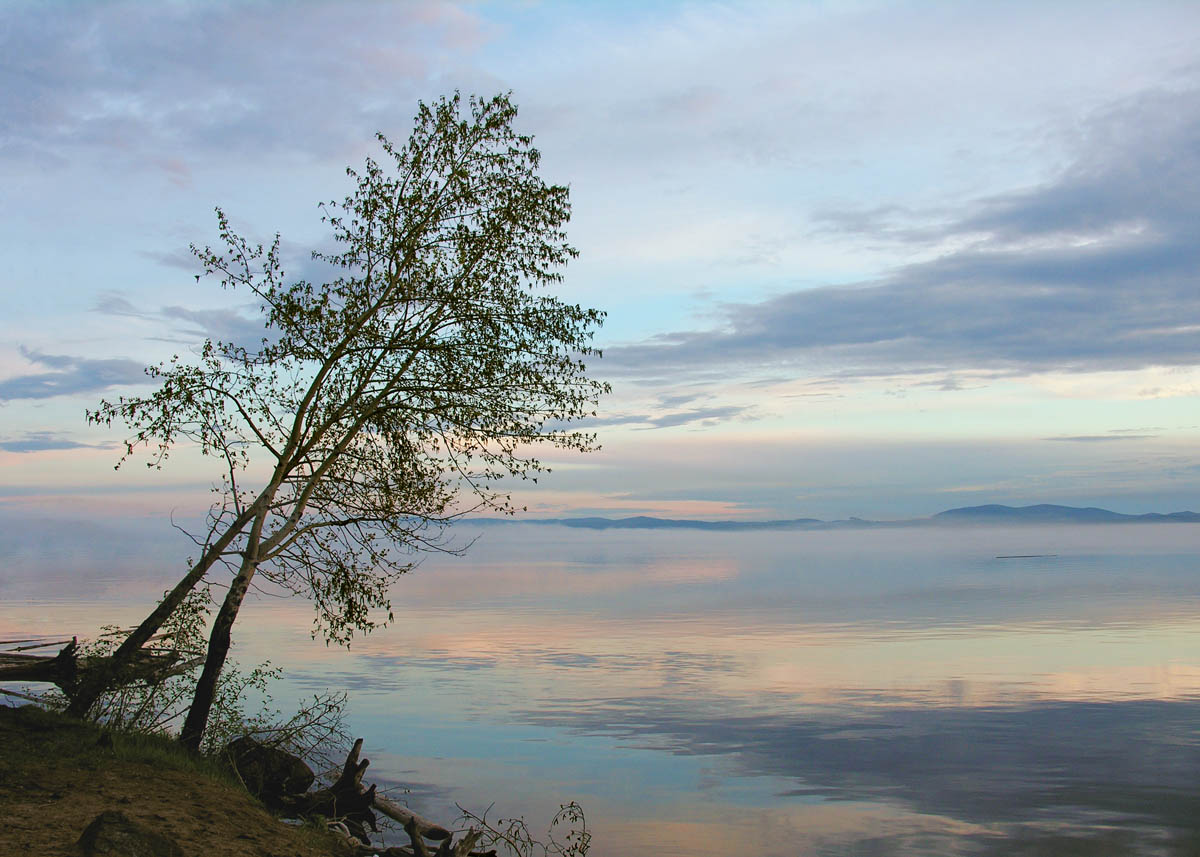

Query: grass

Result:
[4,702,238,781]
[0,701,355,856]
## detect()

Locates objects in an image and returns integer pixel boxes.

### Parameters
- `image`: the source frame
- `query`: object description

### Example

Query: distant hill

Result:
[505,515,825,531]
[934,504,1200,524]
[471,504,1200,530]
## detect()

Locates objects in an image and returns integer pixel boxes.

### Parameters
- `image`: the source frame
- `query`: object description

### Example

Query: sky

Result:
[2,0,1199,522]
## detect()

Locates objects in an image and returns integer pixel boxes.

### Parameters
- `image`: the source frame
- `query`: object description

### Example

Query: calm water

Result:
[3,522,1200,855]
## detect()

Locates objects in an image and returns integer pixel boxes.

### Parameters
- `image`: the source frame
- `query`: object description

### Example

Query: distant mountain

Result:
[509,515,825,531]
[933,504,1200,523]
[471,504,1200,530]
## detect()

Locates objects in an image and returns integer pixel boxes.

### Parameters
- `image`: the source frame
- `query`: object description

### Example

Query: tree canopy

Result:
[71,93,609,748]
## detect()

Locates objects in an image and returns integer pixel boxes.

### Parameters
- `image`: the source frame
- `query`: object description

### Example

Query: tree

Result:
[71,93,609,751]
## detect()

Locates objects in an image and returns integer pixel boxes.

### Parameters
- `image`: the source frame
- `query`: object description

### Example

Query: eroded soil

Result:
[0,704,352,857]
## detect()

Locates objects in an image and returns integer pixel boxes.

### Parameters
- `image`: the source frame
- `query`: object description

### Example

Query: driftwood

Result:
[276,737,380,843]
[276,738,496,856]
[0,638,74,651]
[375,792,452,841]
[0,639,84,689]
[402,817,484,857]
[0,638,201,703]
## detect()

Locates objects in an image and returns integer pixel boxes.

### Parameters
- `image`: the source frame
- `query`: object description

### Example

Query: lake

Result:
[3,521,1199,855]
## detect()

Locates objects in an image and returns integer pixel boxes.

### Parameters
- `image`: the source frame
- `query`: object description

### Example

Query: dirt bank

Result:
[0,703,353,857]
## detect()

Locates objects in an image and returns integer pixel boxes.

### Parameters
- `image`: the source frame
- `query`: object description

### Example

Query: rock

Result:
[77,809,183,857]
[225,735,315,802]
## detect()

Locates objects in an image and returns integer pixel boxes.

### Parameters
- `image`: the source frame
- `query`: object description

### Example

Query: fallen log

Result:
[404,817,483,857]
[4,638,74,652]
[275,738,488,854]
[0,638,202,703]
[0,639,81,688]
[374,793,452,841]
[297,739,449,839]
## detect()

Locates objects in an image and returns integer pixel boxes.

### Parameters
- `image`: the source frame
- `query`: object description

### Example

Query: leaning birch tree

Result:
[70,93,609,751]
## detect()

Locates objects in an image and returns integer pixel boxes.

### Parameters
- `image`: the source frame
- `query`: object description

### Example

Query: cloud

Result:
[159,305,267,347]
[0,348,147,401]
[0,432,108,453]
[93,292,267,348]
[567,404,753,431]
[603,84,1200,386]
[1045,435,1157,443]
[92,294,143,317]
[656,392,703,408]
[0,1,492,166]
[809,204,927,240]
[958,87,1200,244]
[640,405,750,429]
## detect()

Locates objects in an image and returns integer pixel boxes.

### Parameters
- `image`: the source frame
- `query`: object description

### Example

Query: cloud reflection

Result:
[521,695,1200,855]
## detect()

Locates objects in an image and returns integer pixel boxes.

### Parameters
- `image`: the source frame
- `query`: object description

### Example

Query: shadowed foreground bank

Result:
[0,704,354,857]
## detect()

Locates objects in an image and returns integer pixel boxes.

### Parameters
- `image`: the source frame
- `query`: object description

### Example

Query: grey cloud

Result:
[527,3,1200,187]
[960,88,1200,243]
[910,375,977,392]
[1045,434,1157,443]
[93,293,267,348]
[0,2,490,166]
[17,350,75,370]
[810,203,928,239]
[567,404,752,431]
[640,405,749,429]
[0,432,108,453]
[139,248,201,272]
[0,348,147,401]
[92,294,143,317]
[605,84,1200,385]
[656,392,703,408]
[160,305,266,347]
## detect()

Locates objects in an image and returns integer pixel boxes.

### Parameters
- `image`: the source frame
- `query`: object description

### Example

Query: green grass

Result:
[1,702,240,785]
[0,701,356,856]
[104,727,244,786]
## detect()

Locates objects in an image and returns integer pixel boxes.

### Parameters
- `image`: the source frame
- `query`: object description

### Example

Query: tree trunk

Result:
[178,555,257,752]
[65,506,258,718]
[179,504,272,752]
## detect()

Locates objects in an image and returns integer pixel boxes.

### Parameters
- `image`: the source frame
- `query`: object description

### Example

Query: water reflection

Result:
[3,522,1200,855]
[521,695,1200,853]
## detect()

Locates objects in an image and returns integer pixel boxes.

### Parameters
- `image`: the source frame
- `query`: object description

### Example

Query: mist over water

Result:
[3,522,1199,855]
